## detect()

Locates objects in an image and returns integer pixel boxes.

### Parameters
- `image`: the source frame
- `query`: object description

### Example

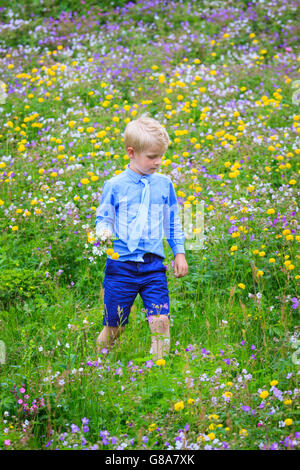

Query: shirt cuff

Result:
[95,221,114,238]
[171,244,185,256]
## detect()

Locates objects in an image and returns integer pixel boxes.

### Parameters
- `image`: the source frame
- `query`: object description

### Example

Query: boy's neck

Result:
[129,162,146,175]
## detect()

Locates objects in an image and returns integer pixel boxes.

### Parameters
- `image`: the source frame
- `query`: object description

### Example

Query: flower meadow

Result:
[0,0,299,451]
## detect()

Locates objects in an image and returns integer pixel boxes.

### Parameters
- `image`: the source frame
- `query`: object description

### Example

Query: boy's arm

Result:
[95,181,115,239]
[163,181,188,277]
[163,180,186,256]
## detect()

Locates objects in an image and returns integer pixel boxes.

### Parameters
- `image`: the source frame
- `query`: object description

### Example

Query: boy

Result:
[95,114,188,359]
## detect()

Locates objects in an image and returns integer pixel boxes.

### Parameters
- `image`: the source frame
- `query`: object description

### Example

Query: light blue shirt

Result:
[95,164,185,262]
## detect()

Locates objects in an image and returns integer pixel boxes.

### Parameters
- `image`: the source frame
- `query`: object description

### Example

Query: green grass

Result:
[0,0,299,451]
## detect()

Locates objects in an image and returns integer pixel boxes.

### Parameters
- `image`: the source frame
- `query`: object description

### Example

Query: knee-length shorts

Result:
[102,253,170,327]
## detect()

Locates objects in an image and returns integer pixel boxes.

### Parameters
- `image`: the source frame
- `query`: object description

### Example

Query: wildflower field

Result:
[0,0,299,451]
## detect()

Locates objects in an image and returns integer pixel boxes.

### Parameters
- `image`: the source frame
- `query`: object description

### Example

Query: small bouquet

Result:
[82,224,119,264]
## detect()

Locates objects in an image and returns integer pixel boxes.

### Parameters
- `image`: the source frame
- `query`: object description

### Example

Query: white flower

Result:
[38,346,43,352]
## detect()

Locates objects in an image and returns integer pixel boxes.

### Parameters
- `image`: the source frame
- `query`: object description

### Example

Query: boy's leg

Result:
[148,315,170,360]
[98,259,139,354]
[139,257,170,360]
[96,325,125,353]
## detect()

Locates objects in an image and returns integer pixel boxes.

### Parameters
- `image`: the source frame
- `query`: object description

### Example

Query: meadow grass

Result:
[0,0,299,451]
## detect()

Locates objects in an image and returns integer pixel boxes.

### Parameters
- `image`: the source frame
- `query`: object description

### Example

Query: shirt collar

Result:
[125,164,153,183]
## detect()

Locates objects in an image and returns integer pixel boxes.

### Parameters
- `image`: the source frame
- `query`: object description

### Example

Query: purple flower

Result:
[291,297,298,309]
[115,367,123,376]
[71,424,80,433]
[242,405,251,412]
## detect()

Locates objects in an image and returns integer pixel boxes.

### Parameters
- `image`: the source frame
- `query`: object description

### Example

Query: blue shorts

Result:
[102,253,170,327]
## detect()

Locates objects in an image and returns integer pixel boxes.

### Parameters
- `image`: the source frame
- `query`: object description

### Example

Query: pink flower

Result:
[4,440,11,446]
[18,399,23,404]
[19,387,25,394]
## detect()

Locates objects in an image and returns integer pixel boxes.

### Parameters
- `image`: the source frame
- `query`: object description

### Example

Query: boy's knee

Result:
[149,314,169,331]
[97,325,124,346]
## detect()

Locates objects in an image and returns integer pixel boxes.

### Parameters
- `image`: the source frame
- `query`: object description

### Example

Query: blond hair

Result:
[124,113,170,153]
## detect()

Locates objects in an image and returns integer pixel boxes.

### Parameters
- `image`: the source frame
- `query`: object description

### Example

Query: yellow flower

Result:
[283,399,292,405]
[156,359,166,367]
[230,245,238,252]
[111,252,119,260]
[174,401,184,411]
[187,398,195,405]
[269,258,276,263]
[148,423,157,432]
[12,226,19,231]
[238,283,245,289]
[207,432,215,440]
[80,178,90,185]
[259,390,269,400]
[270,380,278,387]
[257,270,264,277]
[239,429,248,437]
[106,248,114,256]
[284,418,293,426]
[266,208,275,215]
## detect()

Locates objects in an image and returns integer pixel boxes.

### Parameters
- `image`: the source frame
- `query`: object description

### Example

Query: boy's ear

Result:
[127,147,135,159]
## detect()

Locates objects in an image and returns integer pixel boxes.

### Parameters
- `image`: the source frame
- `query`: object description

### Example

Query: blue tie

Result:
[127,176,150,252]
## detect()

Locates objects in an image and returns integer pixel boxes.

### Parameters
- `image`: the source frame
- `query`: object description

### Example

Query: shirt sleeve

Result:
[163,180,185,256]
[95,180,115,236]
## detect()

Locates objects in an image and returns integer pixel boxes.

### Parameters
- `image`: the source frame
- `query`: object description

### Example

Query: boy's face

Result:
[127,143,164,175]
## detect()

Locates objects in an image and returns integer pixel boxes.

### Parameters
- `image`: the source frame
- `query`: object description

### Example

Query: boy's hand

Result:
[102,228,112,246]
[174,253,188,278]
